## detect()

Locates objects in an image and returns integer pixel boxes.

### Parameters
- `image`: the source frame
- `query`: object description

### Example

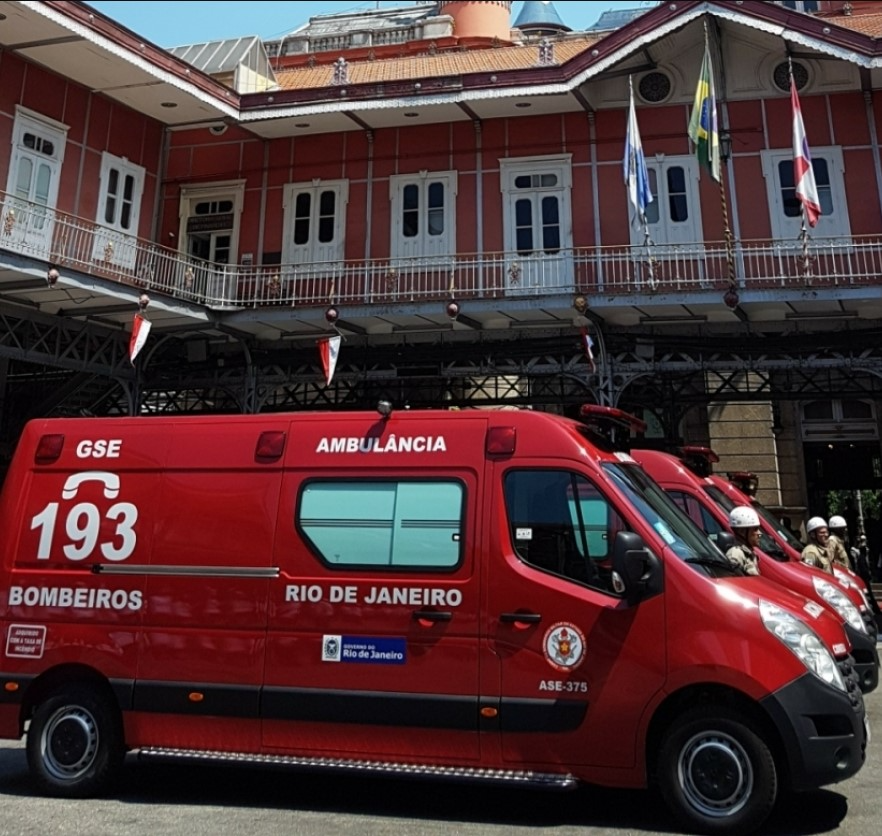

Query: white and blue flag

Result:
[623,76,653,225]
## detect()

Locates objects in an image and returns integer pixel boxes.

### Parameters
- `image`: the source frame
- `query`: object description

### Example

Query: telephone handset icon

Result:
[61,471,121,500]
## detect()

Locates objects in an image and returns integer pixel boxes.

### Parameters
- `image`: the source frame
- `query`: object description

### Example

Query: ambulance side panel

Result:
[0,419,165,736]
[262,414,485,761]
[126,418,282,752]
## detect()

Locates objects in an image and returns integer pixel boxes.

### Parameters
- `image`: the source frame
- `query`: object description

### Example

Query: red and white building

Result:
[1,0,881,532]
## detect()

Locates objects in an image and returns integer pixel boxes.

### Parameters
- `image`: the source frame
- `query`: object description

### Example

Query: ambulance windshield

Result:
[604,463,733,570]
[704,484,792,558]
[751,500,805,552]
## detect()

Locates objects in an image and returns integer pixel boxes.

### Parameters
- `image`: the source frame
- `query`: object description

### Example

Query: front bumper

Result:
[761,661,867,792]
[844,621,879,693]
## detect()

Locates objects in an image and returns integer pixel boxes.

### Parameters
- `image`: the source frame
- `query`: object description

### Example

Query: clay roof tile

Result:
[828,12,882,37]
[275,36,600,92]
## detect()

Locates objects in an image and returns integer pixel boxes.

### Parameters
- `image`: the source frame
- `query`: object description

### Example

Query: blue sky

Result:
[85,2,653,48]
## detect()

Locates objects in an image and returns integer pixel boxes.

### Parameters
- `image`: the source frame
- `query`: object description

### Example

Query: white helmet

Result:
[828,515,847,530]
[729,506,760,529]
[806,516,828,535]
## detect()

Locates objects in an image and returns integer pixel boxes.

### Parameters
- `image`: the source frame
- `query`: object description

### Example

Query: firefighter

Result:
[826,515,853,570]
[725,506,761,576]
[847,530,882,623]
[801,516,833,574]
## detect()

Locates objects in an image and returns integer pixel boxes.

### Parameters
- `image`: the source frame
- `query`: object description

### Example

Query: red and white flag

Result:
[580,326,597,374]
[129,313,152,365]
[791,78,821,227]
[317,334,341,386]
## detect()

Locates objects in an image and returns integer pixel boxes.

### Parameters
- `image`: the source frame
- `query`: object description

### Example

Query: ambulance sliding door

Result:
[265,418,483,760]
[133,420,280,751]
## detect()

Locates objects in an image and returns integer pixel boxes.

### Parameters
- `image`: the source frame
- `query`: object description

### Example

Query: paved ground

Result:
[0,677,880,836]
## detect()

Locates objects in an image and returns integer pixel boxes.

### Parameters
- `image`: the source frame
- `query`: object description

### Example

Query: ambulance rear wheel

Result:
[658,705,777,835]
[27,685,124,798]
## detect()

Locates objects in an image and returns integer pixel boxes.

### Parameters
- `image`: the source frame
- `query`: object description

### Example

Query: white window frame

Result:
[628,155,703,247]
[498,155,574,294]
[4,107,68,256]
[800,399,878,442]
[6,106,68,190]
[97,153,144,235]
[281,179,349,266]
[761,146,850,241]
[389,170,457,261]
[92,152,145,269]
[177,180,245,301]
[499,154,573,254]
[178,180,245,263]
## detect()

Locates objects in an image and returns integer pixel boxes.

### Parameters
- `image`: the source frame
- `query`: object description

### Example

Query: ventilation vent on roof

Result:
[638,71,671,104]
[773,60,808,92]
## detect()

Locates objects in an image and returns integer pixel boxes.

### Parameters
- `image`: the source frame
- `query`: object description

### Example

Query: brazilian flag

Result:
[688,43,721,183]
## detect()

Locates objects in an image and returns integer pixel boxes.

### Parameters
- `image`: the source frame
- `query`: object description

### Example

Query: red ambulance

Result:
[0,407,869,835]
[629,447,879,693]
[674,450,874,616]
[705,469,872,599]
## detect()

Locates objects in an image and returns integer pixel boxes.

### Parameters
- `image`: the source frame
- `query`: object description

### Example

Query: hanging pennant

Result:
[580,326,597,374]
[129,313,152,365]
[317,334,342,386]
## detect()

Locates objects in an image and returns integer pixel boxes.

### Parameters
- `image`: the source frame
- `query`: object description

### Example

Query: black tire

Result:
[26,684,124,798]
[657,705,777,835]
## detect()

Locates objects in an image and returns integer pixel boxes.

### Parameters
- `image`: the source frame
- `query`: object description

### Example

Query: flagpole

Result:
[642,215,656,291]
[132,352,142,416]
[690,22,736,304]
[579,316,614,406]
[595,326,615,407]
[789,56,821,283]
[711,27,736,300]
[128,294,152,416]
[799,209,812,285]
[634,80,657,292]
[719,166,736,294]
[625,74,656,291]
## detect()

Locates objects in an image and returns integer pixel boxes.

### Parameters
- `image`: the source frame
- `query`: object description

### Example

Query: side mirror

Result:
[611,531,661,602]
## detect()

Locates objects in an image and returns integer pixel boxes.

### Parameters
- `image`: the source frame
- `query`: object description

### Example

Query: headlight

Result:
[832,569,871,610]
[759,600,846,692]
[813,577,867,634]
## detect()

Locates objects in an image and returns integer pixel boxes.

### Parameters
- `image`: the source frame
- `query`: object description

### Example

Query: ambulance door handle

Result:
[500,612,542,624]
[413,610,453,623]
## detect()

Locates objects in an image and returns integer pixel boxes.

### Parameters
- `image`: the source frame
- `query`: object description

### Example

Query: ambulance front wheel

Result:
[27,684,124,798]
[657,705,777,835]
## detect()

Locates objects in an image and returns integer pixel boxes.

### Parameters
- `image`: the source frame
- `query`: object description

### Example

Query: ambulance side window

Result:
[298,479,463,569]
[669,491,725,542]
[668,491,702,528]
[503,469,624,592]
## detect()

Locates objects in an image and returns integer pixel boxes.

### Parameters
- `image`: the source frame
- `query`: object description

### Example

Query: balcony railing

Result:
[2,191,880,313]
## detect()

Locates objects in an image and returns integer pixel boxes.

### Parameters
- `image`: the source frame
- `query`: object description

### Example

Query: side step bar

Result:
[138,747,578,790]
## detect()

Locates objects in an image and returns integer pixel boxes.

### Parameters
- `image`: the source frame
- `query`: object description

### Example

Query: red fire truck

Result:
[0,406,869,834]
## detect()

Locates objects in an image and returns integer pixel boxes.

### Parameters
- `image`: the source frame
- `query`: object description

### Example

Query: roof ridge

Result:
[274,33,600,75]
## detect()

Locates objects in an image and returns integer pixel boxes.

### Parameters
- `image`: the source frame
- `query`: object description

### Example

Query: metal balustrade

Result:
[2,191,880,312]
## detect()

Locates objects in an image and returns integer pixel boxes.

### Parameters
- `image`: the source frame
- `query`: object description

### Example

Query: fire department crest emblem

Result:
[543,622,586,671]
